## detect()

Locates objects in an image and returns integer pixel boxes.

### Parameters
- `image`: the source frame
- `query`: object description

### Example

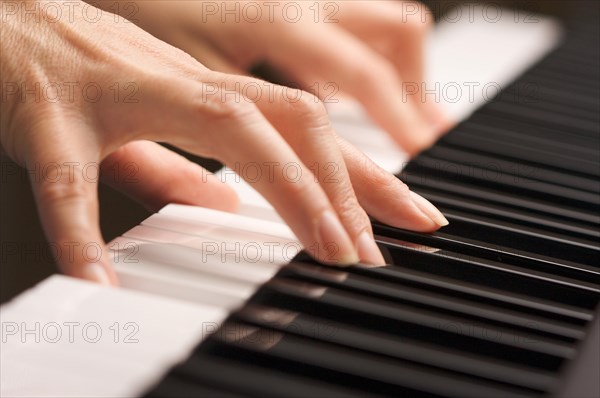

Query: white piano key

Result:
[111,249,258,301]
[1,276,228,398]
[236,203,286,224]
[158,204,296,241]
[425,5,563,123]
[326,5,562,175]
[133,211,299,264]
[214,167,274,209]
[113,263,246,310]
[2,345,165,397]
[112,232,284,281]
[327,114,409,173]
[141,213,294,250]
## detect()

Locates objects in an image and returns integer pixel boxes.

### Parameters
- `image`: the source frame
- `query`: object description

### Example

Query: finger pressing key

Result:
[138,74,361,265]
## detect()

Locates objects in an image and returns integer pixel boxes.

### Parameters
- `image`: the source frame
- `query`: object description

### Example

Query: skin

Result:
[117,0,453,154]
[0,0,448,285]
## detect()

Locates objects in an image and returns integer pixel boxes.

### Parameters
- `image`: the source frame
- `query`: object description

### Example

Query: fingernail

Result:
[81,263,112,286]
[356,231,386,265]
[409,191,449,227]
[316,211,359,266]
[427,102,451,133]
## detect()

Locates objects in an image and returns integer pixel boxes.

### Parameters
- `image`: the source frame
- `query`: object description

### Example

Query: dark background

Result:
[0,1,589,303]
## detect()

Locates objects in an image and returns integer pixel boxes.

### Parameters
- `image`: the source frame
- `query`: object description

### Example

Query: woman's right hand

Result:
[119,0,453,155]
[1,0,447,285]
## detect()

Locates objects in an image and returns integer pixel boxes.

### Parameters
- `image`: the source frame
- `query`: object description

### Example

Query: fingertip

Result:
[80,262,112,286]
[356,230,386,265]
[78,261,118,286]
[314,210,360,266]
[409,191,449,229]
[206,176,241,213]
[424,101,455,136]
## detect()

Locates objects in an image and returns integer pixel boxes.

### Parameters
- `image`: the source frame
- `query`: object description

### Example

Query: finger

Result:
[172,32,246,75]
[138,73,360,265]
[334,135,448,231]
[336,1,454,132]
[246,79,386,265]
[335,1,431,89]
[265,23,436,155]
[24,120,117,285]
[101,140,239,212]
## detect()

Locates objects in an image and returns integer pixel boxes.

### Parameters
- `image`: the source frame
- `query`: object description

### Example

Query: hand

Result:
[124,0,452,155]
[1,0,447,285]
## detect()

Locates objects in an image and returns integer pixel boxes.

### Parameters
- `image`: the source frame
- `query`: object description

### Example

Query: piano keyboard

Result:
[142,5,600,398]
[1,4,598,398]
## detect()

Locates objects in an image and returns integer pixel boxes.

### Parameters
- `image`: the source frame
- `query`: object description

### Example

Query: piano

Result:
[1,3,598,397]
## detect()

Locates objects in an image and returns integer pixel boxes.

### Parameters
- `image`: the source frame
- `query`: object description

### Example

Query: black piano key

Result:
[173,346,373,398]
[508,73,600,109]
[372,224,600,301]
[373,228,600,299]
[425,192,600,244]
[255,279,575,366]
[145,376,248,398]
[234,304,557,392]
[499,72,600,108]
[426,145,600,194]
[401,175,598,227]
[507,81,600,117]
[460,114,600,166]
[532,66,600,95]
[408,156,600,211]
[380,178,600,265]
[405,166,599,231]
[199,334,435,398]
[537,53,600,81]
[278,262,585,341]
[408,186,600,242]
[442,130,599,180]
[480,102,599,137]
[341,250,594,323]
[496,92,599,126]
[436,212,599,268]
[208,322,540,398]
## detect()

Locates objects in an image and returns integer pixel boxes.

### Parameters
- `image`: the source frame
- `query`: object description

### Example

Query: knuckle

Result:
[324,177,370,232]
[37,170,92,207]
[337,196,371,232]
[371,165,395,185]
[373,62,398,83]
[351,63,376,85]
[198,90,258,122]
[370,164,407,194]
[195,90,261,155]
[284,89,331,133]
[352,61,396,91]
[393,178,411,200]
[290,90,327,118]
[281,172,316,201]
